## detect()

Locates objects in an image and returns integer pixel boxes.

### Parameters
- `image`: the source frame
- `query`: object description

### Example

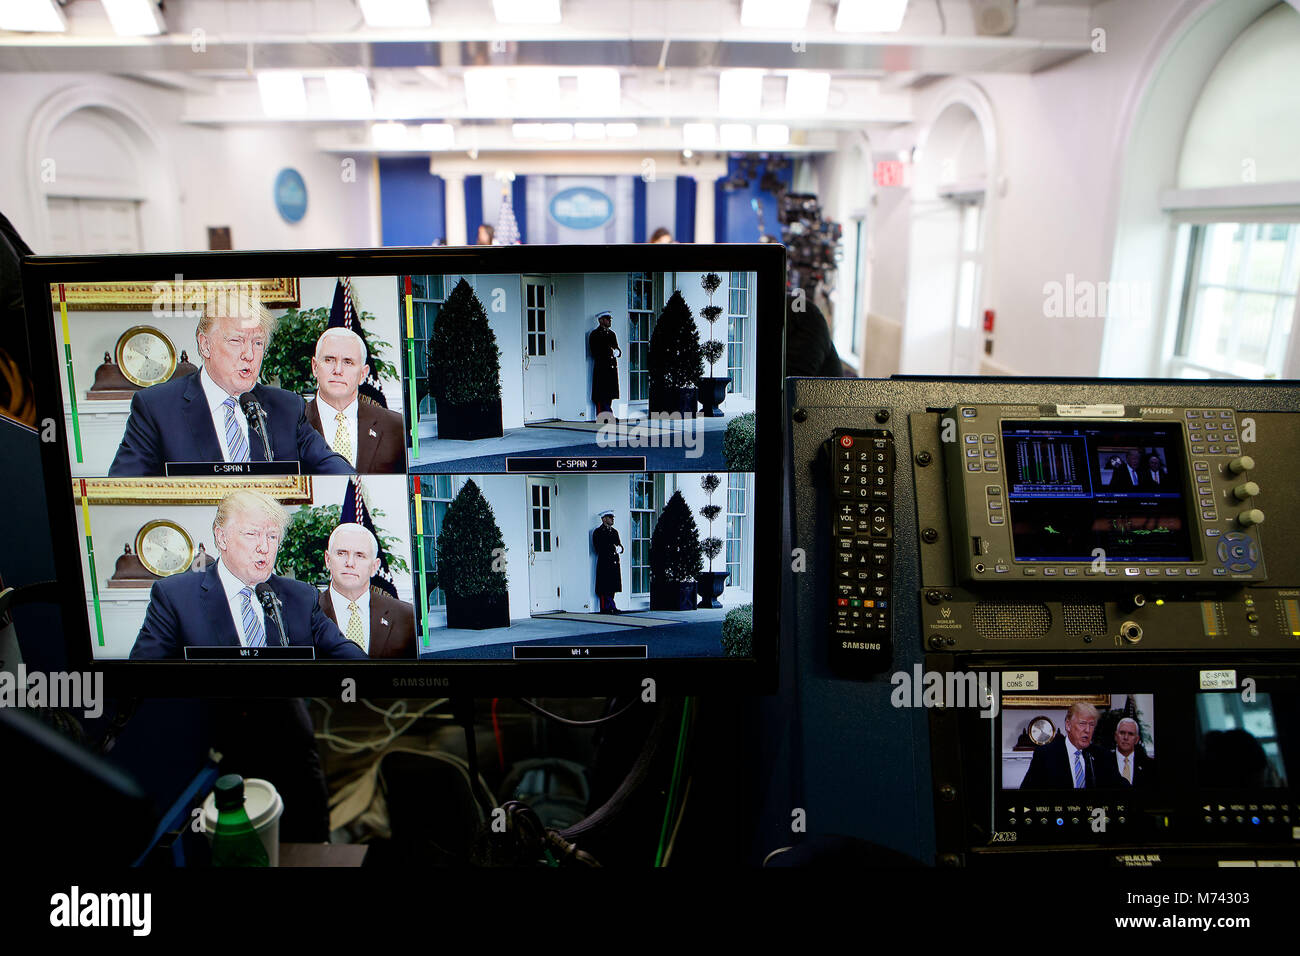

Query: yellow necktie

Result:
[346,601,365,650]
[1123,755,1131,782]
[332,410,353,465]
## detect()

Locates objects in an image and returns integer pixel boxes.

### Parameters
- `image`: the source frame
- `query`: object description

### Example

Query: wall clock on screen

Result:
[115,325,178,387]
[134,519,195,577]
[1028,716,1056,746]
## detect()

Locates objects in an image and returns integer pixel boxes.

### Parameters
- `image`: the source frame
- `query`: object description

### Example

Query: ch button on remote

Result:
[829,429,895,677]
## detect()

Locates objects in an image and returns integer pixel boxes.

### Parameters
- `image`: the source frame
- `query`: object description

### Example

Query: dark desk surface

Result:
[279,843,369,867]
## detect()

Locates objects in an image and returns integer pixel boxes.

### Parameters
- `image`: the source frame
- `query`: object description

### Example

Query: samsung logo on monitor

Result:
[549,187,613,230]
[392,677,449,688]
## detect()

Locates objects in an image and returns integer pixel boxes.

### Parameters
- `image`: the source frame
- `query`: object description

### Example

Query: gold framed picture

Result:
[1001,693,1112,709]
[50,278,300,312]
[73,476,314,506]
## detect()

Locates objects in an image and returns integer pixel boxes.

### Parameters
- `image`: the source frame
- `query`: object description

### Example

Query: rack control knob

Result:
[1228,455,1256,475]
[1237,509,1265,528]
[1233,482,1260,501]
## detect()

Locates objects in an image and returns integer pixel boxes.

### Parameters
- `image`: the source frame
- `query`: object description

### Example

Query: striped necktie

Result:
[239,587,266,647]
[223,397,249,462]
[1073,750,1085,788]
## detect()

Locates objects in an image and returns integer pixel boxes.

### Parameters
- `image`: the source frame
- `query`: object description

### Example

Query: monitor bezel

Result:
[22,243,785,697]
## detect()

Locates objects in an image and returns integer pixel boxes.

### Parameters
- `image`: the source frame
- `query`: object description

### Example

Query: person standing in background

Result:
[589,309,621,420]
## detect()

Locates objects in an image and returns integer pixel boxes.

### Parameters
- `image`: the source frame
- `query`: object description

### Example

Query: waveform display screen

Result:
[1000,421,1196,562]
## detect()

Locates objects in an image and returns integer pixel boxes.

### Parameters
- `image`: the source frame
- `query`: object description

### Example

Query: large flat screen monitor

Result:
[22,245,783,695]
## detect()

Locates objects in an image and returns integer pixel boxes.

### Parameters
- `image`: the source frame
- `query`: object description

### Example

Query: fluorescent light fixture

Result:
[683,123,718,149]
[740,0,810,29]
[0,0,68,31]
[575,123,607,140]
[420,124,456,149]
[605,122,638,139]
[100,0,165,36]
[325,72,373,116]
[718,69,764,117]
[257,72,307,118]
[359,0,430,28]
[512,123,545,139]
[542,123,574,141]
[493,0,561,24]
[785,72,829,113]
[515,71,562,112]
[756,123,790,147]
[464,70,510,114]
[720,123,754,148]
[371,123,410,148]
[576,69,620,114]
[835,0,908,32]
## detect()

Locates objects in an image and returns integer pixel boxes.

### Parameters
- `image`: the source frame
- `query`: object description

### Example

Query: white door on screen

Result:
[527,478,560,613]
[45,197,141,254]
[522,278,556,422]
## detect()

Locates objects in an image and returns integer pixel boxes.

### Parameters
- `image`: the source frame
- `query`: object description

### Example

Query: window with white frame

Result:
[628,272,656,402]
[408,274,452,413]
[725,472,747,588]
[629,473,660,595]
[420,474,455,607]
[726,271,749,394]
[1170,223,1299,378]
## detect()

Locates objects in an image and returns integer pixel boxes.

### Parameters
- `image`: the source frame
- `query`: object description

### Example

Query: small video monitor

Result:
[1001,693,1158,791]
[24,245,783,694]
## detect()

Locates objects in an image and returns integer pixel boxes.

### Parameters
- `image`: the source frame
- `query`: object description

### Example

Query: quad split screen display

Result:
[34,251,771,678]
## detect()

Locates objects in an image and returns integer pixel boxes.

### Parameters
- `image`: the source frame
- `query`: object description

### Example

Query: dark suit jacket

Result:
[129,564,366,660]
[317,588,417,659]
[109,374,352,476]
[1096,748,1157,788]
[1020,734,1103,790]
[1106,464,1142,491]
[305,397,406,474]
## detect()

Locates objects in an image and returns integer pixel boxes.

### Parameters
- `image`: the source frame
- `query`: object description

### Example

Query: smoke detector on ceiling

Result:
[970,0,1017,37]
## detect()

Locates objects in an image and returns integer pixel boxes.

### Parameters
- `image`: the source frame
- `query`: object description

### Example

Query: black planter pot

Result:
[649,580,698,611]
[436,397,504,440]
[698,376,729,417]
[695,570,730,608]
[648,385,699,419]
[444,591,510,630]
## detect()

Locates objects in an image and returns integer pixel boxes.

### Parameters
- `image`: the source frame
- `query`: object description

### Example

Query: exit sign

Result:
[874,160,907,188]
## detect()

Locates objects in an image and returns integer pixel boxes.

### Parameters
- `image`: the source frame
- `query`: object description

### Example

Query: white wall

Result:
[845,0,1212,378]
[0,73,373,254]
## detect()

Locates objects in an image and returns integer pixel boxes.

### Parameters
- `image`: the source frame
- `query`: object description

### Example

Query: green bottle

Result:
[210,774,270,867]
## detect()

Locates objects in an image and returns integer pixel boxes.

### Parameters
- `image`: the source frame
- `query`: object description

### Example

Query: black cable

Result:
[455,697,493,817]
[935,0,946,34]
[515,695,638,728]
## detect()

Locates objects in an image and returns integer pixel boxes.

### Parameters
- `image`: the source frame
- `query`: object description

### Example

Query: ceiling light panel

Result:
[718,69,764,117]
[0,0,68,32]
[740,0,810,30]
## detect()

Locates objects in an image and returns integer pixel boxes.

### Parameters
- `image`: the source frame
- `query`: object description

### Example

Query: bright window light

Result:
[325,72,373,115]
[756,123,790,147]
[465,70,510,113]
[683,123,718,149]
[575,123,607,140]
[605,122,638,139]
[371,123,410,148]
[359,0,430,28]
[835,0,909,32]
[785,72,829,113]
[720,124,754,148]
[257,72,307,118]
[719,69,764,116]
[0,0,68,31]
[512,123,545,139]
[740,0,810,29]
[542,123,574,141]
[100,0,165,36]
[420,124,456,149]
[576,69,621,114]
[493,0,561,24]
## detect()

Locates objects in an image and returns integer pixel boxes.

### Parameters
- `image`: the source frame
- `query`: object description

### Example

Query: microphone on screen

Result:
[254,582,289,646]
[238,392,273,462]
